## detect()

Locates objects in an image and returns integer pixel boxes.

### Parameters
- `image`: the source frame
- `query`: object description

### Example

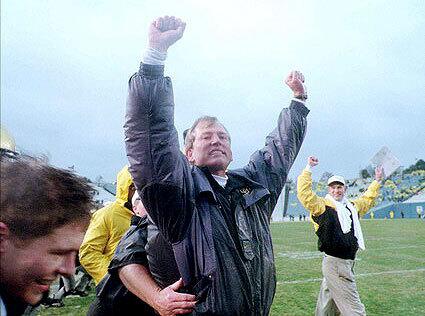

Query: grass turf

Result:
[38,219,425,315]
[270,219,425,315]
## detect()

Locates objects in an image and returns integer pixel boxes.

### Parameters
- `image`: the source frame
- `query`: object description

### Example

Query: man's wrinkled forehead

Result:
[194,121,229,137]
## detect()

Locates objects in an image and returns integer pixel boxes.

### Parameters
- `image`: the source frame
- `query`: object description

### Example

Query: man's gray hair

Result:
[183,116,231,154]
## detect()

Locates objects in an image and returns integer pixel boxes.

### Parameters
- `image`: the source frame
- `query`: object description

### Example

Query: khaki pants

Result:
[315,255,366,316]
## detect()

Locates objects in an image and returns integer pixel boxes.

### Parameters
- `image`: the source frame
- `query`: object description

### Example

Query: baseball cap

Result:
[327,175,345,186]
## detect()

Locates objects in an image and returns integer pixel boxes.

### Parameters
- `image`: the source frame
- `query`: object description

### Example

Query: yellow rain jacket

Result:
[79,166,133,284]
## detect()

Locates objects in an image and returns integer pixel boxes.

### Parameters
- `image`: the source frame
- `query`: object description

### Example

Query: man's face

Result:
[328,183,346,201]
[0,222,85,306]
[133,198,147,217]
[186,121,233,176]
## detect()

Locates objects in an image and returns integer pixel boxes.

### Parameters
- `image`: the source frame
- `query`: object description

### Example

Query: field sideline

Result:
[39,219,425,315]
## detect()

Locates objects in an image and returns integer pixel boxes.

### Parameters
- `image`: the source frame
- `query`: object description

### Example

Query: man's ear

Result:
[0,222,11,252]
[186,148,195,164]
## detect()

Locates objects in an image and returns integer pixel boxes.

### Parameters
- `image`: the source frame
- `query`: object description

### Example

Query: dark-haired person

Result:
[124,16,309,315]
[0,156,94,316]
[297,156,382,316]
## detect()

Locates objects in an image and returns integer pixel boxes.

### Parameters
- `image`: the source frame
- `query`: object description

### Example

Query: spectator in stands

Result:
[124,15,308,314]
[417,207,422,218]
[297,156,382,316]
[0,156,93,316]
[87,191,195,316]
[79,166,135,284]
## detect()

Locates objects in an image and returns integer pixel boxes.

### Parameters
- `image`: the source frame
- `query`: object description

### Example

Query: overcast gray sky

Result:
[2,0,424,182]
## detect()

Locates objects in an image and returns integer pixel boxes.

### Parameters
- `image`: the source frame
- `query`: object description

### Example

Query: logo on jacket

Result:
[239,187,251,195]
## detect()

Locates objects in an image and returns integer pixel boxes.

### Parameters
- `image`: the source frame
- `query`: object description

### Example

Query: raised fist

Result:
[308,156,319,167]
[149,16,186,53]
[375,165,384,182]
[285,70,307,99]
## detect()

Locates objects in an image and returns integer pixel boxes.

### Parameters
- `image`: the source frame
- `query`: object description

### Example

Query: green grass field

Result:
[38,219,425,316]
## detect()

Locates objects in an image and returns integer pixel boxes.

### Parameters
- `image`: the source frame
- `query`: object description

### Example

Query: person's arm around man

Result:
[119,266,195,316]
[116,196,196,316]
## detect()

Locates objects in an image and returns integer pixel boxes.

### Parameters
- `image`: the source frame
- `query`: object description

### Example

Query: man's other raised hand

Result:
[149,16,186,53]
[308,156,319,168]
[285,70,307,99]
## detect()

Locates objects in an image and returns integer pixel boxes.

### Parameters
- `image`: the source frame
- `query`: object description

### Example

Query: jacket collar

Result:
[191,166,270,207]
[192,166,218,203]
[227,170,270,207]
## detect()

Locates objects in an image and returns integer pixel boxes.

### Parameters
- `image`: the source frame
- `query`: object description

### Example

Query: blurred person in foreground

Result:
[297,156,383,316]
[79,165,135,284]
[124,15,309,315]
[0,156,94,316]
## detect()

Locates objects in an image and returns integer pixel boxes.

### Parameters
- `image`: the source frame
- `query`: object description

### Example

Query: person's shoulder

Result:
[91,203,126,224]
[93,202,115,216]
[104,202,130,217]
[95,204,131,230]
[323,197,336,209]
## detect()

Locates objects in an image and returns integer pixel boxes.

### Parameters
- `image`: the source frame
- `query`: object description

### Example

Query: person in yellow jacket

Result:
[79,166,135,284]
[297,156,382,316]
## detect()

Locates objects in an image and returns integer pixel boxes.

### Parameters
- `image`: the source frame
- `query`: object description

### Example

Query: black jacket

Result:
[312,206,359,260]
[91,216,155,316]
[124,63,309,315]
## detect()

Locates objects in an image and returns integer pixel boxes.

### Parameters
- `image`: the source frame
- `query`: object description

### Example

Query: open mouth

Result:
[210,149,225,155]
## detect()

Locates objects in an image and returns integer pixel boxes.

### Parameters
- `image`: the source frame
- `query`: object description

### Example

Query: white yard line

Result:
[365,245,425,250]
[277,268,425,285]
[276,251,323,259]
[276,245,425,260]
